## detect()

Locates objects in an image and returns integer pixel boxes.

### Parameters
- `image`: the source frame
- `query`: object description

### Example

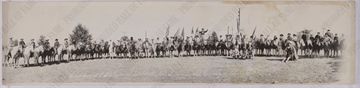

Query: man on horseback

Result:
[258,34,265,55]
[278,34,285,56]
[53,39,60,59]
[217,35,225,56]
[155,37,162,57]
[292,34,300,55]
[129,37,137,58]
[44,39,51,50]
[184,36,192,56]
[19,39,26,50]
[142,38,152,58]
[325,29,333,38]
[5,38,16,66]
[61,38,70,60]
[54,39,60,49]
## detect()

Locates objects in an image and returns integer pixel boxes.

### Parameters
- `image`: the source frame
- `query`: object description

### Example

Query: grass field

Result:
[3,56,341,84]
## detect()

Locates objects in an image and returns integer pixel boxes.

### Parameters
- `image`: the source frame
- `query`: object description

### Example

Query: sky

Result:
[3,1,355,43]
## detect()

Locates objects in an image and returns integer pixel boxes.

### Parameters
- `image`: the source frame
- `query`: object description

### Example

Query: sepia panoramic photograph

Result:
[1,0,357,85]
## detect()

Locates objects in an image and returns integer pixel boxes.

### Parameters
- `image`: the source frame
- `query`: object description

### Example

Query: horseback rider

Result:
[44,39,51,50]
[137,38,143,57]
[19,38,26,49]
[64,38,69,48]
[7,38,16,59]
[278,34,285,55]
[218,35,225,55]
[129,37,136,58]
[315,32,321,40]
[155,37,162,57]
[30,39,36,49]
[142,38,151,57]
[259,34,265,55]
[325,29,333,38]
[8,38,15,48]
[286,33,293,42]
[184,36,192,55]
[54,39,60,48]
[54,39,60,54]
[150,38,156,57]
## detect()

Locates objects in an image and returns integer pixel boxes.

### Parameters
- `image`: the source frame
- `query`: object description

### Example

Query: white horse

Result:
[23,45,35,66]
[67,44,76,60]
[109,42,115,58]
[57,45,69,61]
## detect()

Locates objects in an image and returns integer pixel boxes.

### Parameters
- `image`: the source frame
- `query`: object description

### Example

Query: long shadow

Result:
[21,63,45,68]
[225,57,250,60]
[266,58,283,61]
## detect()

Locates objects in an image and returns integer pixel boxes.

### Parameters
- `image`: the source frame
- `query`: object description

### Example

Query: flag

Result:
[195,27,199,36]
[191,27,194,34]
[251,27,257,38]
[227,26,230,34]
[165,26,170,37]
[174,28,180,38]
[196,27,199,33]
[181,27,185,39]
[237,18,240,33]
[237,8,241,34]
[145,31,147,38]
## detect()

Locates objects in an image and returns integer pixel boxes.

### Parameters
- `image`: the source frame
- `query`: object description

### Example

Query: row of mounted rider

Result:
[4,30,344,67]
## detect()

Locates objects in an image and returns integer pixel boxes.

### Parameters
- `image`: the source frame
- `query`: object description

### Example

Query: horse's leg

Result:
[23,55,27,67]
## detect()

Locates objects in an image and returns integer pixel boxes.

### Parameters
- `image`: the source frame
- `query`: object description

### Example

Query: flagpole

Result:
[237,8,240,34]
[145,31,147,39]
[227,26,229,35]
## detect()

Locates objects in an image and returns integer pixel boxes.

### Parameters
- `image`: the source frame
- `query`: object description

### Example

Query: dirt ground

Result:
[3,56,341,85]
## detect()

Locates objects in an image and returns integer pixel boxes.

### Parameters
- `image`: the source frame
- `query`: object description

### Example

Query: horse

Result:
[207,36,218,56]
[322,36,333,57]
[184,39,192,56]
[114,42,122,57]
[129,41,137,58]
[217,40,226,56]
[304,38,312,57]
[149,42,156,58]
[255,37,266,56]
[232,42,241,59]
[331,37,340,57]
[39,46,56,64]
[245,41,254,59]
[193,37,202,56]
[6,46,24,67]
[264,38,272,56]
[142,41,152,58]
[103,41,110,58]
[67,44,77,61]
[23,45,43,66]
[175,39,184,57]
[298,39,306,56]
[167,39,175,57]
[84,43,94,59]
[136,41,144,58]
[277,38,286,56]
[312,38,322,57]
[109,42,115,59]
[121,41,129,58]
[155,42,163,57]
[224,36,234,56]
[270,38,280,56]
